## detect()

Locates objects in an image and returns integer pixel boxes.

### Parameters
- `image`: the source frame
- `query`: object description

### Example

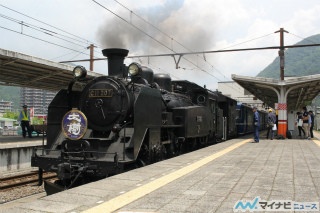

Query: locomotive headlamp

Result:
[73,66,87,79]
[128,62,142,76]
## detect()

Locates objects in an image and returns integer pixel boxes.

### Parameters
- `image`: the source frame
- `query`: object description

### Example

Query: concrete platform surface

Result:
[0,135,45,149]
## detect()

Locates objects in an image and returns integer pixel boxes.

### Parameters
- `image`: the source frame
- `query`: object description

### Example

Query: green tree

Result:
[32,117,45,125]
[3,111,19,120]
[257,34,320,78]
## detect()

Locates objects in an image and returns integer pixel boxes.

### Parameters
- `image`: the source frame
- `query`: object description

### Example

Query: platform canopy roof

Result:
[232,74,320,111]
[0,48,102,91]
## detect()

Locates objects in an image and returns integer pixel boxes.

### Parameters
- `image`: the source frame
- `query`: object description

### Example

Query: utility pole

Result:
[275,28,289,81]
[87,44,96,71]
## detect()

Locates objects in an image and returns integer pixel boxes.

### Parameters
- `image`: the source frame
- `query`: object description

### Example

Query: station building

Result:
[0,100,13,114]
[0,117,16,131]
[218,81,265,110]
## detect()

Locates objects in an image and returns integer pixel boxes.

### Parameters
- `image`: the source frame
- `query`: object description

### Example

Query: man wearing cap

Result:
[266,109,276,140]
[252,106,260,143]
[18,105,32,138]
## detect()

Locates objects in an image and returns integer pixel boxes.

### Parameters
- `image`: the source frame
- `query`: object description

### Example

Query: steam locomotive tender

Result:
[32,48,264,194]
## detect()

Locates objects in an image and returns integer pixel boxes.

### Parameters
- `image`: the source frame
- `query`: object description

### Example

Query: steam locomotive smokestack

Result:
[102,48,129,77]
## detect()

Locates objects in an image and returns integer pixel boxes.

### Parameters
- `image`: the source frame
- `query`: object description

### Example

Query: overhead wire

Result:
[0,13,93,49]
[219,33,275,50]
[144,61,181,80]
[50,50,86,61]
[95,0,277,92]
[288,32,319,44]
[1,2,277,82]
[0,4,100,47]
[0,25,92,56]
[1,2,292,98]
[113,0,227,81]
[92,0,227,82]
[112,0,275,80]
[91,1,174,54]
[0,4,103,58]
[111,0,228,80]
[281,32,320,58]
[0,3,171,81]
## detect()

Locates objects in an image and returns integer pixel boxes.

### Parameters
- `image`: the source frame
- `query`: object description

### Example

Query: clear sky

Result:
[1,0,320,90]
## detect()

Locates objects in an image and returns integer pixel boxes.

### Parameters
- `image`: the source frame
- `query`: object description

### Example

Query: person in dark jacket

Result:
[309,110,315,138]
[253,106,260,143]
[266,109,277,140]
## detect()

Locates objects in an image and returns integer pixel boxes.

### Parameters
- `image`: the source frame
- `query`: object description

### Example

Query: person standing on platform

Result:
[18,105,32,138]
[309,110,314,138]
[296,112,305,138]
[252,106,260,143]
[302,106,310,139]
[266,109,277,140]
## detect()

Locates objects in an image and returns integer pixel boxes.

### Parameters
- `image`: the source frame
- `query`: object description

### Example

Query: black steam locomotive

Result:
[32,48,266,194]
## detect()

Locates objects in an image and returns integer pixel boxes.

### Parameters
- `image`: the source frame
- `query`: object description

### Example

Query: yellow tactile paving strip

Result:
[82,139,252,213]
[312,131,320,146]
[312,139,320,146]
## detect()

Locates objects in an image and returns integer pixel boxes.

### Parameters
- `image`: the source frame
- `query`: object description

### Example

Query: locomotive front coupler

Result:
[68,167,84,189]
[57,162,72,180]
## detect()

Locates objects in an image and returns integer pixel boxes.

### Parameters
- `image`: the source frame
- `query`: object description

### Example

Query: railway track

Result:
[0,171,56,190]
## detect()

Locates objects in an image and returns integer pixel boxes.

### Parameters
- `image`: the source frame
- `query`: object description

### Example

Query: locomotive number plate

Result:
[89,89,113,98]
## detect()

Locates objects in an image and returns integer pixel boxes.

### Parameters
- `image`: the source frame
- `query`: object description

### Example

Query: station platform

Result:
[0,136,46,175]
[0,135,45,148]
[2,132,320,213]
